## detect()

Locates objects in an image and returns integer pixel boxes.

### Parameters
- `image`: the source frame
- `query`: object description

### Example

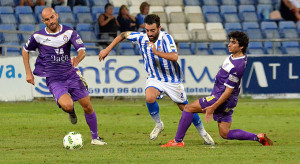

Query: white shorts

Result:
[145,78,188,104]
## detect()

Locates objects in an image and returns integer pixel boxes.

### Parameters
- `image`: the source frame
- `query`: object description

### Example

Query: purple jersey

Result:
[23,25,85,77]
[211,54,247,108]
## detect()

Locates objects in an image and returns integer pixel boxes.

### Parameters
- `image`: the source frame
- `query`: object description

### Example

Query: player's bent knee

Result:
[60,103,73,112]
[146,96,156,103]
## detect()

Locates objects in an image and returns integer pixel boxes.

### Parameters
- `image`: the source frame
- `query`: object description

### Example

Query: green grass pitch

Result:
[0,98,299,163]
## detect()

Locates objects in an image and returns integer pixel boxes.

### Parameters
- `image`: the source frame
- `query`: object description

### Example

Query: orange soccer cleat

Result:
[161,139,184,147]
[257,133,273,146]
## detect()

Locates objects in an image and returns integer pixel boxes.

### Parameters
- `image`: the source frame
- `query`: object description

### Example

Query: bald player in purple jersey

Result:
[22,7,106,146]
[162,31,273,147]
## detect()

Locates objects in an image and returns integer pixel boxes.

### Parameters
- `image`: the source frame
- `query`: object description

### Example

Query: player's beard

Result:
[148,31,159,42]
[48,22,58,32]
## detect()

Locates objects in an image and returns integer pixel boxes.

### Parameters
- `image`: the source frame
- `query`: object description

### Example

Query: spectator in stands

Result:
[117,5,136,32]
[136,2,150,32]
[19,0,45,10]
[98,3,120,38]
[45,0,66,8]
[67,0,87,9]
[280,0,300,22]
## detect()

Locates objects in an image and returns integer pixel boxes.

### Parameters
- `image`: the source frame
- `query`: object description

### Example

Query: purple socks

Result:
[175,110,194,143]
[85,111,99,139]
[227,129,257,141]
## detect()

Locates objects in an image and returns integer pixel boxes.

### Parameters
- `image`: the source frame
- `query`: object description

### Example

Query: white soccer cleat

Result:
[201,133,215,145]
[68,113,77,125]
[91,137,107,145]
[149,122,164,140]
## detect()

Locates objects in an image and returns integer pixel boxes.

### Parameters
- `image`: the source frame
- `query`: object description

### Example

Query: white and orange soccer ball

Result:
[63,132,83,150]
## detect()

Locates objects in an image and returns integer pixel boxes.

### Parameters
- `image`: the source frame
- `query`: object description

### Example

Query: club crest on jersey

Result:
[63,35,68,42]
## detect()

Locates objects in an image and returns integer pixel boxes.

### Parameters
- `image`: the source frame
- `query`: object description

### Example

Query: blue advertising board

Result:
[242,55,300,94]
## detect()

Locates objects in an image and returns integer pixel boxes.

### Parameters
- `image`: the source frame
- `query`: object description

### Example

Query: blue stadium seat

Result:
[257,4,273,21]
[0,6,13,14]
[202,6,222,22]
[73,6,90,14]
[113,7,120,15]
[0,24,18,43]
[297,21,300,36]
[1,42,20,56]
[0,14,17,24]
[17,14,37,24]
[239,0,256,5]
[90,0,108,6]
[239,5,259,22]
[202,0,220,6]
[79,31,97,42]
[220,0,238,5]
[34,6,46,15]
[55,6,72,13]
[184,0,201,6]
[76,23,92,31]
[282,41,300,54]
[261,21,280,39]
[221,5,240,23]
[84,42,98,56]
[178,42,193,55]
[225,22,242,33]
[258,0,273,5]
[243,22,263,39]
[92,6,105,20]
[73,7,93,24]
[119,42,136,55]
[38,23,46,30]
[19,24,35,42]
[0,0,15,6]
[279,21,298,39]
[191,42,211,55]
[61,23,73,29]
[15,6,33,14]
[248,42,265,54]
[58,12,75,25]
[264,41,282,54]
[210,42,228,55]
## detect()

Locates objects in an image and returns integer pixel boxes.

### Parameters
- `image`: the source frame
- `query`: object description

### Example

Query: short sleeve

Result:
[70,30,85,52]
[23,34,38,52]
[224,67,244,88]
[124,31,141,44]
[163,34,177,53]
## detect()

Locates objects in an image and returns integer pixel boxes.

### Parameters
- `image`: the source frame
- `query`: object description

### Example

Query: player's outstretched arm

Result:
[72,49,85,67]
[203,87,233,123]
[22,48,35,85]
[98,32,127,62]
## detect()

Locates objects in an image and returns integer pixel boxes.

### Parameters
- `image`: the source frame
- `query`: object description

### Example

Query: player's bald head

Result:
[41,7,56,19]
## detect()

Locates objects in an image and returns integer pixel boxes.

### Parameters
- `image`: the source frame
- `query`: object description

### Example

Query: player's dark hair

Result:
[228,31,249,54]
[144,14,160,28]
[105,2,113,12]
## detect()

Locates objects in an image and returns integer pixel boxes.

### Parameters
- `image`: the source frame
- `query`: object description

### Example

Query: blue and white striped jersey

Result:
[125,31,183,83]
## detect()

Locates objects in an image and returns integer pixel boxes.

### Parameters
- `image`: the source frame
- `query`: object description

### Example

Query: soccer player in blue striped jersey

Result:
[99,14,214,145]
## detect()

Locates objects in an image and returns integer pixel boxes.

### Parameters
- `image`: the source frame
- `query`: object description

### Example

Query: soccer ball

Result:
[63,132,83,150]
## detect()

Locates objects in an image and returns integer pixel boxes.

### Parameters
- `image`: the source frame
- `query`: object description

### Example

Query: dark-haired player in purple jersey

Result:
[22,7,106,146]
[162,31,273,147]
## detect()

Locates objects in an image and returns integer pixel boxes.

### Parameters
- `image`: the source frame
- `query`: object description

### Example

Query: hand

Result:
[109,15,115,20]
[147,42,157,54]
[202,105,216,123]
[98,48,109,62]
[71,57,80,67]
[26,73,35,85]
[130,23,136,27]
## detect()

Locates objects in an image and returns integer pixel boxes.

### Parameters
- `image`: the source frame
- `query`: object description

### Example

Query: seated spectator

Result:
[280,0,300,22]
[45,0,66,8]
[117,5,136,32]
[67,0,87,9]
[98,3,120,39]
[19,0,45,10]
[136,2,149,32]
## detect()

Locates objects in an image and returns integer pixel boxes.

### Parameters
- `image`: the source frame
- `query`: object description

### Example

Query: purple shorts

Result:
[46,71,89,107]
[199,95,234,123]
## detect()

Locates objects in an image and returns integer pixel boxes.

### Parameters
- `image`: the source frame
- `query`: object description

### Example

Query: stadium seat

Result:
[220,0,238,5]
[92,6,105,20]
[264,41,282,54]
[61,23,73,29]
[79,31,97,42]
[19,24,35,42]
[58,13,75,25]
[208,29,227,40]
[169,12,186,23]
[258,0,273,4]
[248,42,265,54]
[191,42,211,55]
[178,42,193,55]
[128,0,146,6]
[165,6,183,22]
[73,7,93,24]
[119,42,136,55]
[279,21,298,39]
[210,42,228,55]
[149,6,164,13]
[282,41,300,54]
[169,23,186,33]
[129,6,140,16]
[184,6,202,15]
[261,21,280,39]
[297,21,300,35]
[1,42,20,56]
[186,13,205,23]
[55,6,72,13]
[184,0,201,6]
[206,22,223,30]
[257,4,273,21]
[188,23,205,31]
[239,0,256,5]
[15,6,33,14]
[76,23,92,31]
[243,22,263,39]
[225,22,242,33]
[165,0,183,6]
[17,14,37,24]
[0,14,17,24]
[90,0,108,6]
[202,6,222,22]
[111,0,128,7]
[84,42,98,56]
[190,29,209,41]
[203,0,220,6]
[0,6,13,14]
[171,32,190,41]
[0,0,15,6]
[220,5,240,23]
[152,12,168,23]
[147,0,166,7]
[38,23,46,30]
[0,24,18,43]
[239,5,258,22]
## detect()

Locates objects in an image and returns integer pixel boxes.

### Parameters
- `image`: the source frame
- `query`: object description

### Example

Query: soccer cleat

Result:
[91,137,107,145]
[68,113,77,125]
[201,133,215,145]
[149,122,164,140]
[161,139,184,147]
[257,133,273,146]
